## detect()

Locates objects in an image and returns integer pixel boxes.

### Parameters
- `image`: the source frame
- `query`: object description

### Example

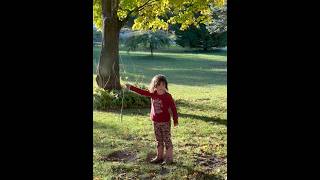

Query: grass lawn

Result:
[93,46,227,180]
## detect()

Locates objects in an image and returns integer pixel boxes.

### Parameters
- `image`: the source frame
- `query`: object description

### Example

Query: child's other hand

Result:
[174,121,178,127]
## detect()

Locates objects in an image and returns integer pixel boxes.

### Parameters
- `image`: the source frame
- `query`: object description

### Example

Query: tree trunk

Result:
[203,38,208,51]
[150,43,154,57]
[96,0,121,90]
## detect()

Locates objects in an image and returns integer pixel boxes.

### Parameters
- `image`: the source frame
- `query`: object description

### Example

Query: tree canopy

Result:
[93,0,225,31]
[206,3,227,34]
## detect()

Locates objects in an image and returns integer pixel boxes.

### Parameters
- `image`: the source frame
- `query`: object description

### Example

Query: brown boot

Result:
[150,146,164,164]
[161,147,173,165]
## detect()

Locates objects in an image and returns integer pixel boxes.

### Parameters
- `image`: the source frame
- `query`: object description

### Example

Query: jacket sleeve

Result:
[129,85,153,97]
[169,94,178,123]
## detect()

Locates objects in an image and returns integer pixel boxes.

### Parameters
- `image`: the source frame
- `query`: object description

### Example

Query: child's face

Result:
[155,82,166,94]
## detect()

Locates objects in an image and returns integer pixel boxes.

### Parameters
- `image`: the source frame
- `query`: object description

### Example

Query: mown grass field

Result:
[93,46,227,180]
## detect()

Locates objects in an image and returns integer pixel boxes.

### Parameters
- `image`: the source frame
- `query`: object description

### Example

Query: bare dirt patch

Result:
[194,153,227,171]
[99,150,137,162]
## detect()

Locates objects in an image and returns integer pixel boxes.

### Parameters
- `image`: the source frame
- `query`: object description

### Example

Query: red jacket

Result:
[129,85,178,123]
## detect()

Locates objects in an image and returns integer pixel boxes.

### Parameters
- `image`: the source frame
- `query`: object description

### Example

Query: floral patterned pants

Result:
[153,121,173,150]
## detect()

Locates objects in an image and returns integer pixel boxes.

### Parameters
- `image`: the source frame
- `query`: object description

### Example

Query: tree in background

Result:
[124,30,174,56]
[206,3,227,34]
[173,24,226,51]
[93,0,225,90]
[173,3,227,51]
[93,28,102,43]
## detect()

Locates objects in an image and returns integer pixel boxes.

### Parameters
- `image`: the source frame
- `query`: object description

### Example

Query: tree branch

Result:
[119,0,157,28]
[136,0,155,12]
[102,0,107,18]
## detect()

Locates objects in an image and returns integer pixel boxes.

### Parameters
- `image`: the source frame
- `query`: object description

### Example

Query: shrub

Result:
[93,84,151,111]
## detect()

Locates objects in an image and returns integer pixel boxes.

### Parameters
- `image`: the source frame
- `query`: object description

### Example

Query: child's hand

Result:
[174,121,178,127]
[125,83,131,89]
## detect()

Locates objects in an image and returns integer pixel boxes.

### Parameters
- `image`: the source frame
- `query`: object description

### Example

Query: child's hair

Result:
[149,74,168,93]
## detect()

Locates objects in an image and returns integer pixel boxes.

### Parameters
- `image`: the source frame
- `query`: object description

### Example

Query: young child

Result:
[125,74,178,164]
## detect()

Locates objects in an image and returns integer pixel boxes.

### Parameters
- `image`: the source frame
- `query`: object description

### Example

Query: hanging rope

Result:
[128,53,140,85]
[118,50,145,122]
[119,53,126,122]
[97,47,145,123]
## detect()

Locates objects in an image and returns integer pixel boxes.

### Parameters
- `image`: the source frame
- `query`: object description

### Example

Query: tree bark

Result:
[96,0,121,90]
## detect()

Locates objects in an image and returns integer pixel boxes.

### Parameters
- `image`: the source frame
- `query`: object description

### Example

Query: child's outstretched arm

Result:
[125,83,153,97]
[169,94,178,126]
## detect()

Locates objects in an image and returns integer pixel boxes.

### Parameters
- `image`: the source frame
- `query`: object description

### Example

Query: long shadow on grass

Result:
[176,99,227,126]
[176,99,226,112]
[120,54,226,86]
[119,53,226,66]
[179,113,227,126]
[117,68,226,86]
[93,52,227,86]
